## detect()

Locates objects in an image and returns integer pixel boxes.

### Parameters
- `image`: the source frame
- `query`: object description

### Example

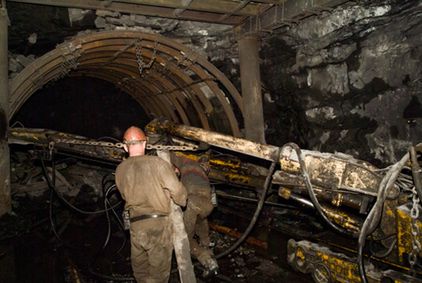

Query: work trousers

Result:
[129,217,173,283]
[183,194,215,268]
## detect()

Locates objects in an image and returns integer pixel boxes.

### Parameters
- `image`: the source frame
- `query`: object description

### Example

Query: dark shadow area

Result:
[11,76,149,139]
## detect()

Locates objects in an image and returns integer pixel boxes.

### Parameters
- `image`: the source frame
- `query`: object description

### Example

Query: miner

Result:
[115,126,188,283]
[171,152,219,277]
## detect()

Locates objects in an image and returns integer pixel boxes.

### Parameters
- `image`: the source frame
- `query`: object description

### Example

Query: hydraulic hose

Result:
[40,158,122,215]
[216,150,279,259]
[284,143,356,237]
[357,152,409,283]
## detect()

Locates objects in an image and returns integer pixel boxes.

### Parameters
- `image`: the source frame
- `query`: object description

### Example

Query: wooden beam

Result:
[241,0,349,32]
[7,0,246,25]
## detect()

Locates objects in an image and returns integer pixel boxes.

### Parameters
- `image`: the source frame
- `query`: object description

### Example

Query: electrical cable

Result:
[284,143,356,237]
[47,162,63,242]
[216,190,300,210]
[41,158,122,215]
[102,186,113,249]
[86,180,133,281]
[215,149,279,259]
[357,152,409,283]
[39,154,130,281]
[369,239,397,259]
[10,120,25,128]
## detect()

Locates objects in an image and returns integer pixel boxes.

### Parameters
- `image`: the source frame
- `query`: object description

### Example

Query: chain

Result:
[147,144,198,151]
[56,44,81,80]
[408,186,422,271]
[135,38,158,77]
[54,138,198,151]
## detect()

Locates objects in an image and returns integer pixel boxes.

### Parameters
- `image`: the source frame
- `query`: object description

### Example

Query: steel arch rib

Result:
[10,30,242,136]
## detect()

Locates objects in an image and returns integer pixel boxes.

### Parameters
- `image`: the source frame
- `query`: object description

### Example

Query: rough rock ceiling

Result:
[8,0,351,35]
[6,0,353,137]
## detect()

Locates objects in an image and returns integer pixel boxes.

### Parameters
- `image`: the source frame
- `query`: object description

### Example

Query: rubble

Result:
[8,53,36,78]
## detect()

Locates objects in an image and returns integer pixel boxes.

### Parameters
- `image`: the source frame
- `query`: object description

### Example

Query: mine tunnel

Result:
[1,1,422,283]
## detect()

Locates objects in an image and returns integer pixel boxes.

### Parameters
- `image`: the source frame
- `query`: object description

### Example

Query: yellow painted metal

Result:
[289,239,422,283]
[174,151,265,188]
[288,239,364,283]
[396,205,422,264]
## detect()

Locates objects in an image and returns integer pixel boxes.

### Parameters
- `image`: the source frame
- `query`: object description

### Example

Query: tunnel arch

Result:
[10,30,243,136]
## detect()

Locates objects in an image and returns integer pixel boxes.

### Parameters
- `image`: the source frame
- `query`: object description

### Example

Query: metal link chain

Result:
[408,186,421,271]
[135,38,158,77]
[56,44,81,80]
[54,138,198,151]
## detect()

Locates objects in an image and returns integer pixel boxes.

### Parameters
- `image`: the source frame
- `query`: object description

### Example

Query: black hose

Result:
[284,143,355,237]
[102,186,113,249]
[215,150,279,259]
[357,152,409,283]
[41,158,122,215]
[369,239,397,258]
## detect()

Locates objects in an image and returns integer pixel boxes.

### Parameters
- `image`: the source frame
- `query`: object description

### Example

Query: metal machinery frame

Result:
[9,119,422,283]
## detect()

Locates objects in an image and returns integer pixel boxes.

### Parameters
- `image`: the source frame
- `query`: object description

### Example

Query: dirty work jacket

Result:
[115,155,187,215]
[171,153,211,198]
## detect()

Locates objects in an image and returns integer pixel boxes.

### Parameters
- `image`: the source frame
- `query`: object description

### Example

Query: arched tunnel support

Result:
[9,30,244,136]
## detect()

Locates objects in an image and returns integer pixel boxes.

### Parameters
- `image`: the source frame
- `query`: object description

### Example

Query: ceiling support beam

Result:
[7,0,245,25]
[94,0,261,16]
[173,0,194,17]
[241,0,349,33]
[7,0,263,24]
[218,0,251,22]
[238,33,265,144]
[0,0,11,217]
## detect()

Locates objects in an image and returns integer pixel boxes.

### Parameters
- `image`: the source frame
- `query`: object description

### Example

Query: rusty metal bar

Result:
[241,0,349,33]
[117,0,261,15]
[8,0,262,16]
[0,1,10,216]
[218,0,251,22]
[77,50,212,129]
[238,33,265,143]
[10,31,243,136]
[209,223,268,250]
[173,0,193,17]
[8,0,245,25]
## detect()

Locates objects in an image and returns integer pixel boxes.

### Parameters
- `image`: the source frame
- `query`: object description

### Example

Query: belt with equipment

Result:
[130,213,168,223]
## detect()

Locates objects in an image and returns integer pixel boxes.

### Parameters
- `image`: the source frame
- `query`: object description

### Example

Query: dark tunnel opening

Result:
[11,76,149,140]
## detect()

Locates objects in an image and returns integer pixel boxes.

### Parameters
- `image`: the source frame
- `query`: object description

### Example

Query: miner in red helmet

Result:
[115,126,187,283]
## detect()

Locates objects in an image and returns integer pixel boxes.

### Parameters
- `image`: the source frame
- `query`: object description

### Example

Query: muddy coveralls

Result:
[115,155,187,283]
[171,153,218,274]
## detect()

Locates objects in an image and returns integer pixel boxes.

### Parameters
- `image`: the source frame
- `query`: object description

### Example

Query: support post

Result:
[0,0,11,217]
[238,33,266,144]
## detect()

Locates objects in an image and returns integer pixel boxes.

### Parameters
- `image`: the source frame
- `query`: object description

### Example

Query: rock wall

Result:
[261,0,422,166]
[7,1,422,165]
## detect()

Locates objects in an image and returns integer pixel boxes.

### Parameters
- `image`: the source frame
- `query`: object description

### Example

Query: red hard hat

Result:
[123,126,147,144]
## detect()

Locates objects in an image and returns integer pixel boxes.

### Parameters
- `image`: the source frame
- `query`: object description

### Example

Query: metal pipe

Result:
[0,0,10,216]
[147,120,279,161]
